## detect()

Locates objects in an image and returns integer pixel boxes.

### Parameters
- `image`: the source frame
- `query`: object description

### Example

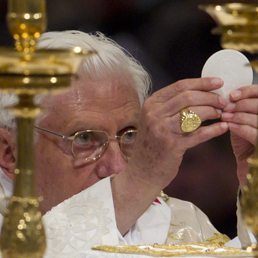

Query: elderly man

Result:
[0,31,256,256]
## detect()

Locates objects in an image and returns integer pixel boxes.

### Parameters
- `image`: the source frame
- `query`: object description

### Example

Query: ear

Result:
[0,128,16,180]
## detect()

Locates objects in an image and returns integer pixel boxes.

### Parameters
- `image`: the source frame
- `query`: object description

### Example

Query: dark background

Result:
[1,0,258,238]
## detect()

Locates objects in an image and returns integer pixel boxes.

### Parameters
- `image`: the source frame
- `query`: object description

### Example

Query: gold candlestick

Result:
[0,0,94,257]
[199,3,258,254]
[6,0,47,53]
[199,3,258,53]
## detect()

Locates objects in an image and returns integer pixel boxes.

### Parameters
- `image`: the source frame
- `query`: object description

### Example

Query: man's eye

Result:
[122,131,136,143]
[74,132,92,145]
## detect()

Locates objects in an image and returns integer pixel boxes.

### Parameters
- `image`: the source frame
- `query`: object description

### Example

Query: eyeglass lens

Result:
[72,130,137,162]
[120,131,137,159]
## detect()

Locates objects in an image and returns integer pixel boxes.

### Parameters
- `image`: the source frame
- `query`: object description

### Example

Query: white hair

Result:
[0,94,18,129]
[0,30,152,129]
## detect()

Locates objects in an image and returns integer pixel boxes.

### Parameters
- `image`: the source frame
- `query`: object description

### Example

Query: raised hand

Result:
[131,77,228,188]
[113,77,229,235]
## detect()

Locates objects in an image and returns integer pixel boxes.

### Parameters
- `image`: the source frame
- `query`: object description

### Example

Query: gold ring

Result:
[180,108,201,133]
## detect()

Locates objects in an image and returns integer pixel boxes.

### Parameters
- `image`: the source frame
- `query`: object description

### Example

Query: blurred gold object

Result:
[0,0,94,257]
[92,242,248,256]
[7,0,47,53]
[199,3,258,53]
[199,2,258,255]
[241,153,258,253]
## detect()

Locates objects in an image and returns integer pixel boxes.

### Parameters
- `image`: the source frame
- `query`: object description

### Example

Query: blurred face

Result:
[35,76,141,214]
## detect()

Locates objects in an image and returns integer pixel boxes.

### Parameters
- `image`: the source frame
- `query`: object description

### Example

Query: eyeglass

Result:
[34,126,137,163]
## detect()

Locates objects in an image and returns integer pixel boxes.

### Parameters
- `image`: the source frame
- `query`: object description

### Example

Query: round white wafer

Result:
[201,49,253,100]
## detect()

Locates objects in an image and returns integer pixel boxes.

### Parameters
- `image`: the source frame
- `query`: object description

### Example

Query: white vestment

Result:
[0,170,227,258]
[225,194,256,249]
[37,178,219,257]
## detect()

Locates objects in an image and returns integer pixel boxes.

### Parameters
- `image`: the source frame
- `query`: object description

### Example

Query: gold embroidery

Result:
[205,232,231,245]
[170,223,179,226]
[159,191,169,202]
[92,242,250,256]
[170,221,186,227]
[167,232,184,240]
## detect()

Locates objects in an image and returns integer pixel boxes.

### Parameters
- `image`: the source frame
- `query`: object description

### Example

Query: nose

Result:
[95,141,127,179]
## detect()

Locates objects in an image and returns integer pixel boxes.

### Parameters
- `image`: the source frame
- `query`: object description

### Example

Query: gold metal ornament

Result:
[199,3,258,53]
[241,153,258,254]
[0,0,95,257]
[92,242,248,256]
[180,108,201,133]
[159,191,169,202]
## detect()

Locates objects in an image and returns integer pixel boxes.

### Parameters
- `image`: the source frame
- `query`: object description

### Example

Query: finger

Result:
[230,85,258,102]
[153,77,224,102]
[188,106,222,121]
[228,122,257,145]
[171,107,222,133]
[221,112,258,128]
[224,99,258,114]
[161,91,227,116]
[180,122,228,149]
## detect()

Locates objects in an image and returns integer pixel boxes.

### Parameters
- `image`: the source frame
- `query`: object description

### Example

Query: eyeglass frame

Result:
[34,126,137,163]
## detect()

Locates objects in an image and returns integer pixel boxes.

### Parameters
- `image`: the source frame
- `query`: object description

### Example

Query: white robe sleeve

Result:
[165,197,220,244]
[226,190,255,248]
[121,197,171,245]
[236,192,253,248]
[121,196,222,246]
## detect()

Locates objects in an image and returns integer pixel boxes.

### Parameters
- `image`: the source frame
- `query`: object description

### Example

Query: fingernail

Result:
[217,109,222,116]
[219,96,227,106]
[224,102,235,111]
[211,78,223,86]
[221,112,233,119]
[221,122,228,129]
[231,90,242,100]
[229,122,239,128]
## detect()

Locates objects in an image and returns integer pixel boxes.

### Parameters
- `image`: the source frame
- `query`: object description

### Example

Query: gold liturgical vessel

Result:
[0,0,93,257]
[200,2,258,255]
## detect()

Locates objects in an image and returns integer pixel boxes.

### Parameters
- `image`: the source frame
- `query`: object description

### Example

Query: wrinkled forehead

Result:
[37,76,141,125]
[45,75,139,104]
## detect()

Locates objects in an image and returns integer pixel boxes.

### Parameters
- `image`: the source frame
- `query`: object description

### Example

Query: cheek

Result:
[60,138,74,156]
[34,139,98,196]
[34,136,73,175]
[34,142,62,190]
[34,142,97,213]
[34,139,73,193]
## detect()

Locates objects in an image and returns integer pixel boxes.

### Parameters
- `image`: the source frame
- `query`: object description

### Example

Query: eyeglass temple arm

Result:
[34,126,67,139]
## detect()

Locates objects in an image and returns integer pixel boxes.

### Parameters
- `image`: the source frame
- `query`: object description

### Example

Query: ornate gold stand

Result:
[200,2,258,255]
[0,0,94,257]
[199,3,258,53]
